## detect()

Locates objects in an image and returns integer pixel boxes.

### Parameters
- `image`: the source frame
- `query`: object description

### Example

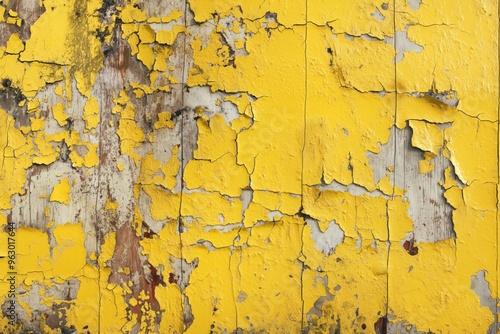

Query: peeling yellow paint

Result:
[105,199,119,211]
[409,119,443,155]
[0,0,498,333]
[51,102,69,126]
[83,97,100,132]
[0,109,33,209]
[184,153,248,197]
[153,111,174,130]
[418,151,436,174]
[5,33,24,54]
[113,90,146,165]
[49,177,71,205]
[142,184,180,221]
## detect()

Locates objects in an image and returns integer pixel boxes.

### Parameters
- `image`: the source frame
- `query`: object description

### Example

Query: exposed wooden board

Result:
[8,0,44,29]
[95,3,187,330]
[393,126,454,242]
[369,126,454,242]
[139,0,185,20]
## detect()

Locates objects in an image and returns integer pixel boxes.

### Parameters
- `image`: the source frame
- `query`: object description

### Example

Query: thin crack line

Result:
[496,0,499,331]
[179,0,188,331]
[300,1,308,331]
[385,0,398,328]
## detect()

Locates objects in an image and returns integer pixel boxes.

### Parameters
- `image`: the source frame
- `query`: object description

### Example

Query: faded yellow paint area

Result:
[0,0,498,333]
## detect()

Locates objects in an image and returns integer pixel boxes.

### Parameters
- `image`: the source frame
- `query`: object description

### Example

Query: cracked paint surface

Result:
[0,0,498,333]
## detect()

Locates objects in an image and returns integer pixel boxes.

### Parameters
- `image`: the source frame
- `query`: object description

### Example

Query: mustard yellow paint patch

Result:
[445,112,497,184]
[153,111,174,130]
[139,150,180,191]
[153,46,172,72]
[138,24,155,44]
[418,151,436,174]
[159,8,183,23]
[193,114,236,161]
[184,153,249,197]
[409,120,443,155]
[27,98,40,113]
[20,0,105,97]
[30,117,45,131]
[137,44,155,70]
[83,97,100,132]
[119,3,148,23]
[52,102,69,126]
[105,199,119,211]
[142,184,180,221]
[155,26,186,45]
[49,177,71,205]
[128,33,140,55]
[0,109,33,209]
[5,33,24,54]
[113,90,146,165]
[188,0,305,27]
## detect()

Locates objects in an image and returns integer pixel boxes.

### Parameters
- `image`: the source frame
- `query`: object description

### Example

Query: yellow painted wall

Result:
[0,0,498,333]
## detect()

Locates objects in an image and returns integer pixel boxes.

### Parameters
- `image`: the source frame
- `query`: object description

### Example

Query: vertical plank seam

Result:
[180,0,188,331]
[300,0,309,330]
[497,0,499,330]
[96,67,103,334]
[386,0,398,328]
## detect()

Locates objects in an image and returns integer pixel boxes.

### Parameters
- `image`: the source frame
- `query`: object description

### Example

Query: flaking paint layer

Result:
[0,0,498,333]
